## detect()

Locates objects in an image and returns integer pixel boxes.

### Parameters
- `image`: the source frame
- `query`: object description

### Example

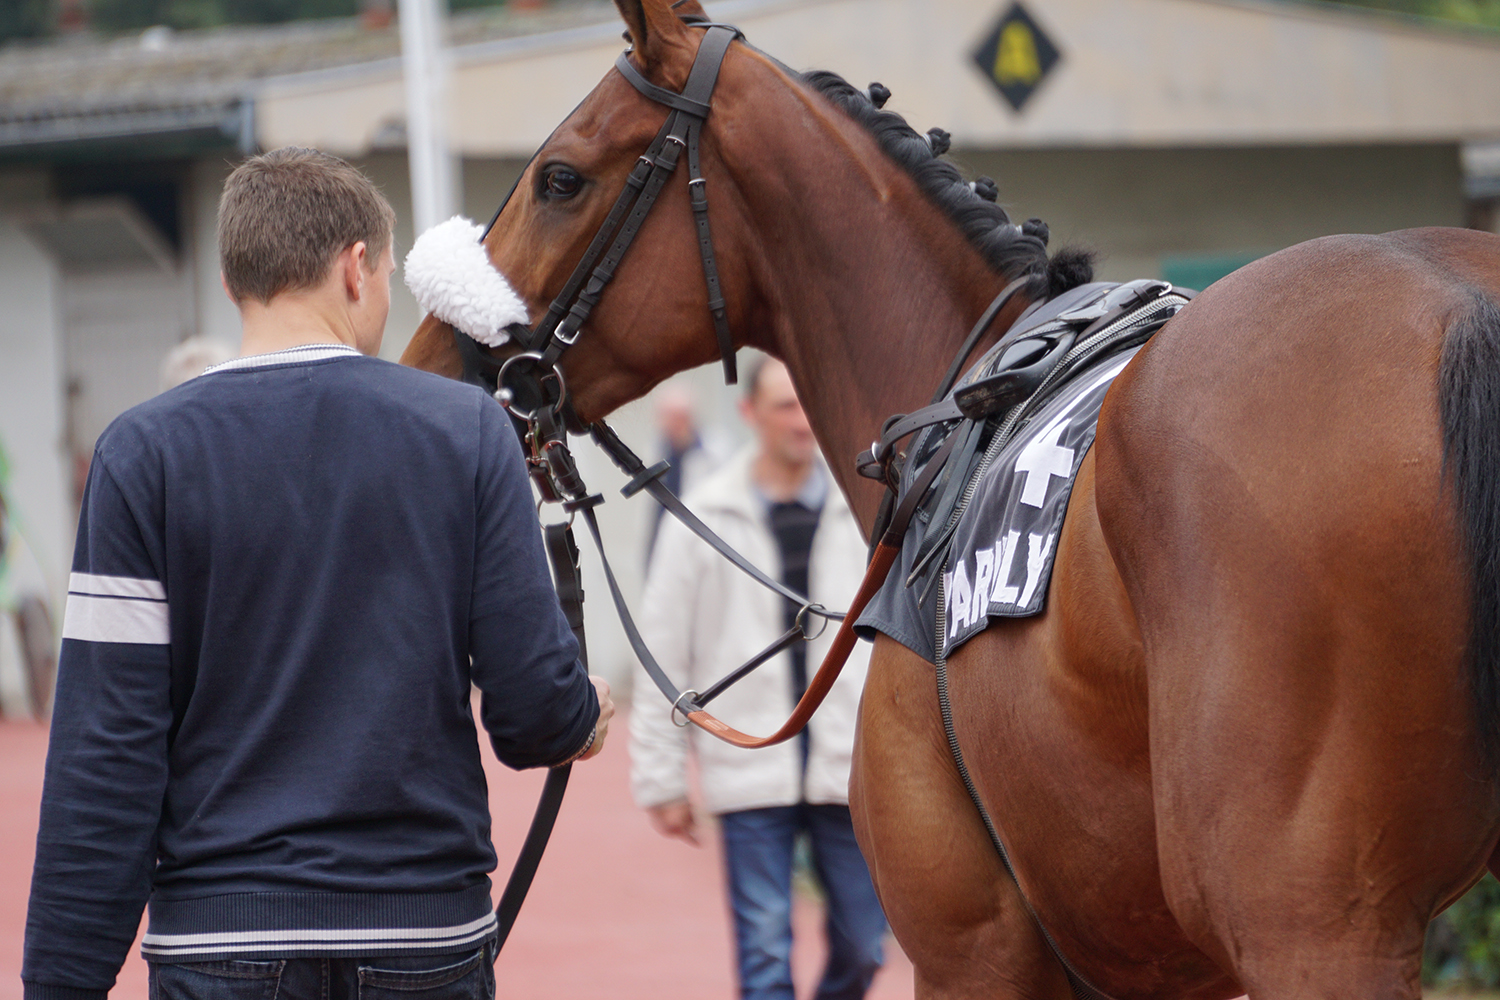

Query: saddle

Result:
[855,278,1195,661]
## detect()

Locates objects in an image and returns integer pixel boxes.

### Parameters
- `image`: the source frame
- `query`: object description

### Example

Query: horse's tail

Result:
[1439,290,1500,778]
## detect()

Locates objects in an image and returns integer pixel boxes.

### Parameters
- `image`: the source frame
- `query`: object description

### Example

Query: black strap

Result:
[614,53,713,117]
[589,422,841,623]
[453,326,504,391]
[935,644,1116,1000]
[616,25,741,383]
[536,114,685,359]
[493,764,570,950]
[686,115,737,383]
[856,277,1030,485]
[492,519,590,951]
[930,276,1031,405]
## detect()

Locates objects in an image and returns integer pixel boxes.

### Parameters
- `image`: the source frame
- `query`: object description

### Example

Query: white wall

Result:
[256,0,1500,161]
[0,218,69,717]
[191,157,244,349]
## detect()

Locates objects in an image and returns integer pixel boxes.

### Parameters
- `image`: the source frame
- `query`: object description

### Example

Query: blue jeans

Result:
[148,941,495,1000]
[719,804,887,1000]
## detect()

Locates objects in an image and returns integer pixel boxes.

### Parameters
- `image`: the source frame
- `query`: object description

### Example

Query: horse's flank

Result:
[400,0,1500,994]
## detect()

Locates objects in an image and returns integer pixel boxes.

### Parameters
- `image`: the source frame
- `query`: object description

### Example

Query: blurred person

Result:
[160,335,237,391]
[644,381,728,566]
[23,147,612,1000]
[0,439,56,720]
[630,357,885,1000]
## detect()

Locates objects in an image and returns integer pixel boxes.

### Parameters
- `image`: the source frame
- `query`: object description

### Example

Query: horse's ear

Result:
[612,0,693,76]
[614,0,650,50]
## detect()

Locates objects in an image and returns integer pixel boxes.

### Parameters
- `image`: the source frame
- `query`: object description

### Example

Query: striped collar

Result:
[205,343,362,374]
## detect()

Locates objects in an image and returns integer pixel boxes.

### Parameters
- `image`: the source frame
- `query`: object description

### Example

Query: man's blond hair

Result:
[218,147,396,304]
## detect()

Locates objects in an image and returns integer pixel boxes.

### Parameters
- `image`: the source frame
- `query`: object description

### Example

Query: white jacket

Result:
[628,446,873,815]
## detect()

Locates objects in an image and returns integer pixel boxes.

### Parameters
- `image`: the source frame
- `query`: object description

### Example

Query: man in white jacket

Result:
[630,357,886,1000]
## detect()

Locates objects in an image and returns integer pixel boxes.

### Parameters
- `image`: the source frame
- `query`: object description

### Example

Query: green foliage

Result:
[0,0,54,40]
[1310,0,1500,28]
[220,0,358,25]
[1426,874,1500,989]
[86,0,225,31]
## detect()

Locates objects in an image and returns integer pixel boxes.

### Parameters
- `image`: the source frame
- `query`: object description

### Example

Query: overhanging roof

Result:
[254,0,1500,155]
[0,1,615,157]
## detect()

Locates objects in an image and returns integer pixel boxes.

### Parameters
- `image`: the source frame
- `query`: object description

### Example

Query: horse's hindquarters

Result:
[855,453,1239,1000]
[1093,230,1500,998]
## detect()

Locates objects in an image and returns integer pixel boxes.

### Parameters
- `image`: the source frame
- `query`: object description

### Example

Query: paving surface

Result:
[0,716,914,1000]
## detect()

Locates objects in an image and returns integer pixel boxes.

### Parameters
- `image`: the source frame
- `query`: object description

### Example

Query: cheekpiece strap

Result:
[613,24,742,383]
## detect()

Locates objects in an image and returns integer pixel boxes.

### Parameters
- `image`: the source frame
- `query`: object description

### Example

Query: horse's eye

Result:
[543,167,582,200]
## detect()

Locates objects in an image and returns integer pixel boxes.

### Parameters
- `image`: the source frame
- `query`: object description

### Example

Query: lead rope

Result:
[490,521,587,951]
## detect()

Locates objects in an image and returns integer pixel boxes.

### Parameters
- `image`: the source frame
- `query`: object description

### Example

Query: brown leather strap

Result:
[683,540,899,747]
[679,428,960,748]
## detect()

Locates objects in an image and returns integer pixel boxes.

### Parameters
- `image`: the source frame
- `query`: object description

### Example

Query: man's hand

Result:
[647,799,699,846]
[577,676,614,761]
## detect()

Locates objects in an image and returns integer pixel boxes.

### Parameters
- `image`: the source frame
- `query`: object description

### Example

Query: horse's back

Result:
[1092,227,1500,996]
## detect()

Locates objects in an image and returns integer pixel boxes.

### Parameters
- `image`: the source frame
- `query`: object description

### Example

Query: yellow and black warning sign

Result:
[971,2,1061,113]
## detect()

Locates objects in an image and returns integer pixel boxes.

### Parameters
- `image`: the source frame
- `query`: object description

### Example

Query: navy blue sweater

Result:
[22,345,598,1000]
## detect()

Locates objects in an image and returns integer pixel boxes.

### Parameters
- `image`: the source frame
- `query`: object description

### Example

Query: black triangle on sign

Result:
[972,2,1061,114]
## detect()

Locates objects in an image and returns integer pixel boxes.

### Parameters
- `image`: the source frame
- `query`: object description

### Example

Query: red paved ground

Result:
[0,716,914,1000]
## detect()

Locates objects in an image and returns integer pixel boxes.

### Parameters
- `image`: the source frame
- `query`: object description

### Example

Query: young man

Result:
[22,147,611,1000]
[629,357,886,1000]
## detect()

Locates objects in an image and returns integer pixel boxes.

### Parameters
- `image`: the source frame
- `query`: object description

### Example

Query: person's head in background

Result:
[739,356,817,498]
[160,336,237,391]
[654,383,700,455]
[217,147,396,357]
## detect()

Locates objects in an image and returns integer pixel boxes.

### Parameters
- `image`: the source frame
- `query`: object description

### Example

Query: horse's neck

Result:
[724,104,1021,532]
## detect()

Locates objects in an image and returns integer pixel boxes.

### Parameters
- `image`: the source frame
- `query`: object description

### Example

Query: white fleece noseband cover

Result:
[403,216,528,347]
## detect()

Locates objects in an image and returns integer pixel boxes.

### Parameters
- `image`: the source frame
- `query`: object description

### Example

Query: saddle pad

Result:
[854,346,1141,661]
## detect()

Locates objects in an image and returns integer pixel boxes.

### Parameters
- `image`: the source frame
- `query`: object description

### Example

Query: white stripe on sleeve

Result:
[62,593,169,645]
[68,572,166,601]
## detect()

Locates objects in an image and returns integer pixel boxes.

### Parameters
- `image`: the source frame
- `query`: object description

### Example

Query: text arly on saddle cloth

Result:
[855,280,1193,662]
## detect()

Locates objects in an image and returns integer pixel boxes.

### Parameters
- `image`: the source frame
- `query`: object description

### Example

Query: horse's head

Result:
[402,0,763,421]
[401,0,1094,435]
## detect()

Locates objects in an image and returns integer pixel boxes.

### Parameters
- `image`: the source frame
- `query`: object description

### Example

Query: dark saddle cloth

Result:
[854,280,1193,662]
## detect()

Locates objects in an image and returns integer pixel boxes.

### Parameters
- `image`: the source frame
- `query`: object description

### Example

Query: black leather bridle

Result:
[458,19,743,423]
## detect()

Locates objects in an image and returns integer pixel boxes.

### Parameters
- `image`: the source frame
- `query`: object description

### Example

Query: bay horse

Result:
[401,0,1500,995]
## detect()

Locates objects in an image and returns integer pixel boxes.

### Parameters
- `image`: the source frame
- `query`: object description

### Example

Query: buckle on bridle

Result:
[495,351,568,422]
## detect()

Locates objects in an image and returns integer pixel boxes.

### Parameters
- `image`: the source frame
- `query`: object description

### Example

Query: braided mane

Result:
[800,71,1094,298]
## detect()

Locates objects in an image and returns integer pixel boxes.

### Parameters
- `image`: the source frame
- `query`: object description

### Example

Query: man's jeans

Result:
[720,804,887,1000]
[148,940,496,1000]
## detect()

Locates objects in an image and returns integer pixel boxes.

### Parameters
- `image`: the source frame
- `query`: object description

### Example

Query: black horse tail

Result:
[1439,290,1500,778]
